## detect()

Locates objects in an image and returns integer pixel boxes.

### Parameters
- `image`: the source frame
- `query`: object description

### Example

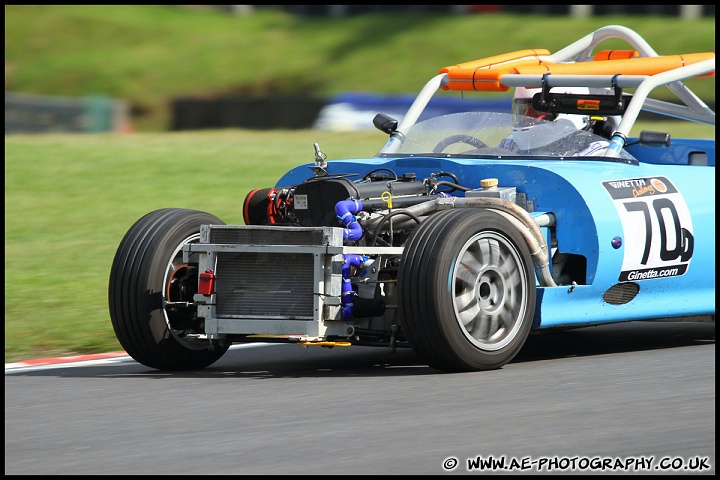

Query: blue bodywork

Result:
[277,135,715,330]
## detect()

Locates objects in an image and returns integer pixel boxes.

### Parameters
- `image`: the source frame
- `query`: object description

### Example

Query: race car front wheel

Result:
[109,208,230,370]
[398,208,536,372]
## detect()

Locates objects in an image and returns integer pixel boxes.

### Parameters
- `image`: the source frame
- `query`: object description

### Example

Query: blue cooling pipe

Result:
[341,254,372,318]
[336,199,368,318]
[335,199,364,241]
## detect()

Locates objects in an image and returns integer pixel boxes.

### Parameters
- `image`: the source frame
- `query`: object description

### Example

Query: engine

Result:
[242,170,447,247]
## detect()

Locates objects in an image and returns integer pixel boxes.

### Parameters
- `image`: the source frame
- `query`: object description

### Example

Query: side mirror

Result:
[637,130,671,148]
[373,113,398,135]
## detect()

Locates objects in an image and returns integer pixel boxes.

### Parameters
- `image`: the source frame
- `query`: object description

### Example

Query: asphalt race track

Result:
[5,321,715,475]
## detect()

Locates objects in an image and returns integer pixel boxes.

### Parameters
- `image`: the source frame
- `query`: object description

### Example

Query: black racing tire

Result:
[398,209,536,372]
[433,134,489,153]
[109,208,230,370]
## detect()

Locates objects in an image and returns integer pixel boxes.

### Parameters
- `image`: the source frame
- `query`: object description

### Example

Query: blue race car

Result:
[109,25,715,372]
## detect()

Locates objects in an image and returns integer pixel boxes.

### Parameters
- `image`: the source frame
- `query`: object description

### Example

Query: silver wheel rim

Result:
[451,231,529,350]
[163,233,209,349]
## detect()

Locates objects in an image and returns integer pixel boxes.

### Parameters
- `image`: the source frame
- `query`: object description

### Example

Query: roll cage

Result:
[380,25,715,158]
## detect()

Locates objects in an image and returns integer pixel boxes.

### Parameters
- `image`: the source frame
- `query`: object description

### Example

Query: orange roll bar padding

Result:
[593,50,640,60]
[440,49,550,92]
[442,51,715,92]
[440,49,551,72]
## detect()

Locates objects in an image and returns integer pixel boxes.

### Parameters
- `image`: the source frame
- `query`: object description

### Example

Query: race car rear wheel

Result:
[109,208,230,370]
[398,208,535,372]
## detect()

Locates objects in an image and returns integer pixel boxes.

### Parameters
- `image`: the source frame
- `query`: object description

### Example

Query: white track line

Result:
[5,343,278,374]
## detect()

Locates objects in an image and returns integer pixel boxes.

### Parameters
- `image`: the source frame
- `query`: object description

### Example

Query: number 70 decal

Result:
[602,177,693,282]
